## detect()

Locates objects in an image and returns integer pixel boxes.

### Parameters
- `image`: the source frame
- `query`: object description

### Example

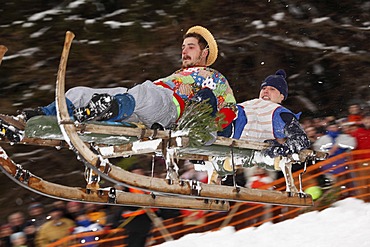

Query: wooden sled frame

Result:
[54,31,315,207]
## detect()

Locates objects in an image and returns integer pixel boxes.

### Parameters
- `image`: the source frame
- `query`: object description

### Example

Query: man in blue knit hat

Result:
[232,69,309,158]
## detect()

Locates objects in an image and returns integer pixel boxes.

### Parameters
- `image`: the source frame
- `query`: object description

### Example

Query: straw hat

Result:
[186,26,218,66]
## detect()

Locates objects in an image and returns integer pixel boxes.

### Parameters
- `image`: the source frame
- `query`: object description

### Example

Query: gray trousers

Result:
[65,80,178,128]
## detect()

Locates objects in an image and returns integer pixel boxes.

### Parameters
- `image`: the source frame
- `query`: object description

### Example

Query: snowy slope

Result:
[157,198,370,247]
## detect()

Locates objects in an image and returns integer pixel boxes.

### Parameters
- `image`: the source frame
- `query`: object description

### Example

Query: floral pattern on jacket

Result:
[154,66,236,110]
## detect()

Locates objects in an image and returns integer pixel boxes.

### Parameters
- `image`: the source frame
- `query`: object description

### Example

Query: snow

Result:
[2,48,40,61]
[67,0,86,9]
[156,198,370,247]
[271,12,285,21]
[312,17,331,23]
[103,21,135,29]
[30,27,51,38]
[27,8,66,22]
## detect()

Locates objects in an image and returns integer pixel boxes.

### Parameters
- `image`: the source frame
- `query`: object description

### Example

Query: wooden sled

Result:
[54,31,318,207]
[0,33,327,209]
[0,114,318,207]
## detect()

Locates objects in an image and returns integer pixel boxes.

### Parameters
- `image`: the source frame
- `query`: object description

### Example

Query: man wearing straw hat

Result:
[1,26,236,142]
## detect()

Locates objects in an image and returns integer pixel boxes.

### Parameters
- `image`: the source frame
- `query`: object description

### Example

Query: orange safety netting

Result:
[49,150,370,247]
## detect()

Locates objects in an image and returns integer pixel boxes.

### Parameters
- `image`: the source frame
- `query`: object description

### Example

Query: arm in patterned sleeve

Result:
[206,68,237,129]
[155,67,237,129]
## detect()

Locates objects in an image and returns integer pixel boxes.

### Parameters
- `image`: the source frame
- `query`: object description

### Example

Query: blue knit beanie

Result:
[261,69,288,100]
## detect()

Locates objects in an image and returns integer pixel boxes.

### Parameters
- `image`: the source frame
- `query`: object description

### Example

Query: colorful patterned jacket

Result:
[154,66,237,127]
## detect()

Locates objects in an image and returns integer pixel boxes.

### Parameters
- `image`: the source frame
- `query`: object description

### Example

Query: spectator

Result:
[104,186,127,229]
[180,209,205,228]
[347,103,363,124]
[26,202,46,230]
[71,211,104,247]
[247,167,274,189]
[351,112,370,159]
[7,212,26,233]
[65,201,83,220]
[21,224,35,247]
[300,117,314,130]
[9,232,27,247]
[221,167,247,187]
[24,202,47,247]
[246,167,274,226]
[83,204,107,226]
[104,205,124,229]
[350,111,370,195]
[180,160,208,183]
[35,208,75,247]
[0,224,13,247]
[180,161,209,228]
[121,205,153,247]
[340,121,358,135]
[313,120,357,196]
[51,201,67,217]
[304,126,318,147]
[155,208,181,221]
[313,120,357,174]
[121,164,153,247]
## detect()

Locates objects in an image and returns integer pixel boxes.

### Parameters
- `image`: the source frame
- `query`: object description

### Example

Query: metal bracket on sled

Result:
[14,165,30,184]
[90,144,112,175]
[108,187,117,203]
[95,157,111,175]
[189,180,202,196]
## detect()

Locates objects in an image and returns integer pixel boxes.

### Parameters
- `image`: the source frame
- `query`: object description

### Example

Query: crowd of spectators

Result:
[0,197,179,247]
[0,201,115,247]
[1,103,369,247]
[303,103,370,174]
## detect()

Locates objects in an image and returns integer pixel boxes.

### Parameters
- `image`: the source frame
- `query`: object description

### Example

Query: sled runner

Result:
[0,146,228,211]
[0,32,328,209]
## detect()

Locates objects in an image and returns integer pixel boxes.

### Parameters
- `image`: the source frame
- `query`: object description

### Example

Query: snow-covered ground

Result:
[157,198,370,247]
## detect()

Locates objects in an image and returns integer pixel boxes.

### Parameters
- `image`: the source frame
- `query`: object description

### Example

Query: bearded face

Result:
[181,37,207,68]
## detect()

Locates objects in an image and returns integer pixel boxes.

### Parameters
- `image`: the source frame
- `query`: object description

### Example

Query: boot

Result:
[0,117,24,142]
[73,93,118,122]
[151,123,164,130]
[19,107,46,121]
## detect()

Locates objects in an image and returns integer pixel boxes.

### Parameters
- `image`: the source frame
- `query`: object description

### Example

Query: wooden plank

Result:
[24,115,326,160]
[25,116,265,151]
[106,164,313,207]
[78,122,172,139]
